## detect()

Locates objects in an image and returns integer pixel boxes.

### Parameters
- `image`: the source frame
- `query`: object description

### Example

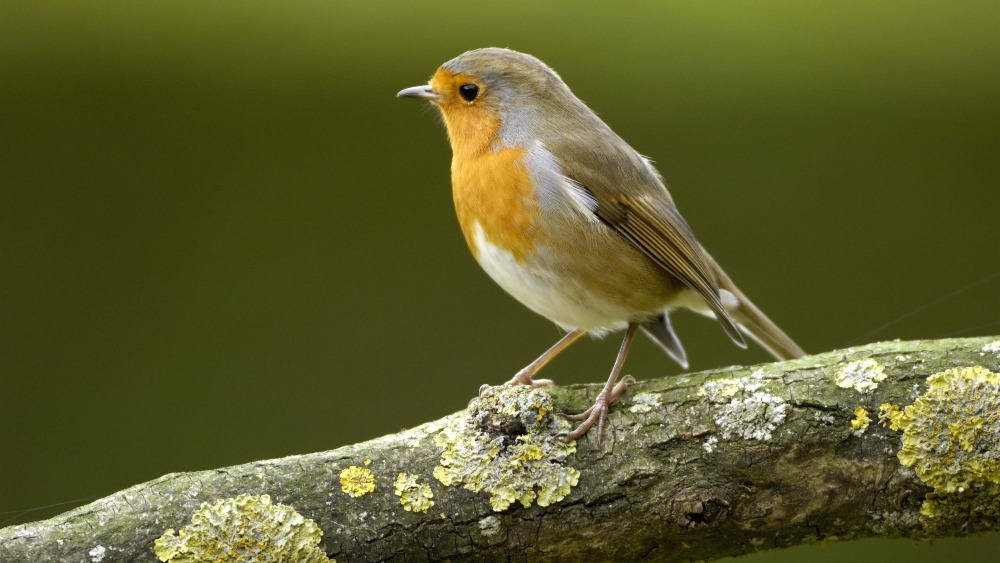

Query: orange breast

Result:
[452,146,539,261]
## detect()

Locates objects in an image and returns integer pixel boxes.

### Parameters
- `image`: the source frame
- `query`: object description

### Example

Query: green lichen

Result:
[629,392,662,413]
[393,473,434,513]
[339,466,375,498]
[697,377,744,398]
[433,385,580,511]
[881,366,1000,530]
[154,494,332,562]
[835,359,887,392]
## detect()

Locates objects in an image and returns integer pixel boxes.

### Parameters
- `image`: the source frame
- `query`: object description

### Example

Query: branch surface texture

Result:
[2,336,998,562]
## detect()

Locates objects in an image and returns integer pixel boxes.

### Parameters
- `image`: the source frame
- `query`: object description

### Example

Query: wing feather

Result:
[556,142,746,348]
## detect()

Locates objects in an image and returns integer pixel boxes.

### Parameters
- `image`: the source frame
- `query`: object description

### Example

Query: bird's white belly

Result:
[471,223,631,334]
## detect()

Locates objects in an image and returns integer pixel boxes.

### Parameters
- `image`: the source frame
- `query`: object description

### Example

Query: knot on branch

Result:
[670,489,731,528]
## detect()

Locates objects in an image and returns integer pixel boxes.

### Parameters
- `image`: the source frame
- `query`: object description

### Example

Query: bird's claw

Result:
[559,375,635,444]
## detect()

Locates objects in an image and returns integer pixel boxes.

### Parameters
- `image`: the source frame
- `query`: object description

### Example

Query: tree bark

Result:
[2,336,998,562]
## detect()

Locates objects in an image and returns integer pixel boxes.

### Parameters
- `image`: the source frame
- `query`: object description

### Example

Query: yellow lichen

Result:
[339,466,375,498]
[434,385,580,511]
[153,494,332,562]
[835,359,887,392]
[881,366,1000,528]
[850,407,871,433]
[393,473,435,513]
[878,403,904,430]
[892,366,999,492]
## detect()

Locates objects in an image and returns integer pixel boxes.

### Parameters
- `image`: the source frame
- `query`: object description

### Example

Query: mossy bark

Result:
[2,336,998,562]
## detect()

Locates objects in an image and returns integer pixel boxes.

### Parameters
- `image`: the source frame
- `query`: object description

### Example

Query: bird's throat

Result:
[439,105,500,160]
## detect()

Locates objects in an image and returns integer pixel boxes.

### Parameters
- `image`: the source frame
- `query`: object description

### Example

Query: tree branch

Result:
[2,336,998,562]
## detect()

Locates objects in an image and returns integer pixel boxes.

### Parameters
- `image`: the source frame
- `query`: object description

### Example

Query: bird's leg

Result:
[505,329,585,388]
[561,322,639,443]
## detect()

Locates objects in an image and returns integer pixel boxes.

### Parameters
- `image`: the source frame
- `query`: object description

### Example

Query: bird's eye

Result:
[458,83,479,102]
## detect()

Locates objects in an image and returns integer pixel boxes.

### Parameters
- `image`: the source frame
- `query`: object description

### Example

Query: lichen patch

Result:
[339,466,375,498]
[702,435,718,453]
[881,366,1000,529]
[698,369,767,400]
[878,403,903,430]
[699,369,788,442]
[433,385,579,512]
[886,366,999,492]
[629,392,661,413]
[698,378,744,398]
[714,391,788,441]
[478,515,502,537]
[850,407,871,436]
[835,359,887,393]
[153,494,332,562]
[393,473,435,514]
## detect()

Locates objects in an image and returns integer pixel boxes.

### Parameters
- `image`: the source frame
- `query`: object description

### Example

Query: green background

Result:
[2,1,998,559]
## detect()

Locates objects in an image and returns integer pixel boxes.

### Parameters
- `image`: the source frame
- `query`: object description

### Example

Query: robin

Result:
[398,48,805,442]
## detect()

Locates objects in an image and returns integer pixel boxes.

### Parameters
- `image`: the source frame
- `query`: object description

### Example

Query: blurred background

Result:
[2,1,997,559]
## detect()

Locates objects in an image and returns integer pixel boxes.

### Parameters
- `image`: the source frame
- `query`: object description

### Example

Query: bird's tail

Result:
[711,260,806,361]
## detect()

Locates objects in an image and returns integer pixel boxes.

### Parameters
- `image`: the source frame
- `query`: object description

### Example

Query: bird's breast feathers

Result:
[451,144,540,262]
[451,142,672,330]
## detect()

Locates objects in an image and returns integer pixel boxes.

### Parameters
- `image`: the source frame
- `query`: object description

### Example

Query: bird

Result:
[398,48,805,442]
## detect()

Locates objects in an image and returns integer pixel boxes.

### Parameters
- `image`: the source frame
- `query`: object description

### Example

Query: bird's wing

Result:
[557,144,746,348]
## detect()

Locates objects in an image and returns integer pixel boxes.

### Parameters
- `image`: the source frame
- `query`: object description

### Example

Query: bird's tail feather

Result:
[712,261,806,361]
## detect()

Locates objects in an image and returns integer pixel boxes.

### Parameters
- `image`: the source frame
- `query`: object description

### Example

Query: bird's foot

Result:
[477,370,554,398]
[504,368,554,388]
[560,375,634,444]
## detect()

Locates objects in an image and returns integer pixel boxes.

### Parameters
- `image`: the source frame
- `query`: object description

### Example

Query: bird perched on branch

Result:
[399,48,804,442]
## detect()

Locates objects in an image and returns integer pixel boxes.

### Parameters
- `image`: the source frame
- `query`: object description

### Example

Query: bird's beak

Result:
[397,85,440,101]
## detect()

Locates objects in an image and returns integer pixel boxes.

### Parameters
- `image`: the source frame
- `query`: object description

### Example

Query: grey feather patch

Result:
[642,313,688,369]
